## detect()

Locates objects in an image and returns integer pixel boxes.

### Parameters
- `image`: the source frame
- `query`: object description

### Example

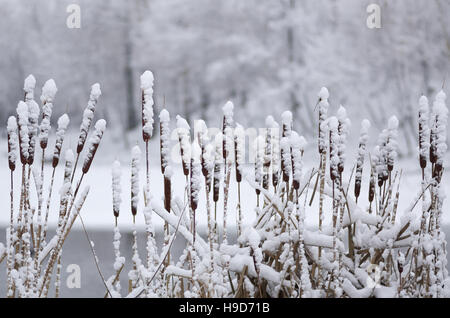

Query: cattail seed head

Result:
[318,87,330,154]
[7,116,18,171]
[164,166,172,212]
[176,115,191,176]
[159,109,171,175]
[141,70,155,142]
[190,140,202,212]
[131,145,141,217]
[16,101,29,165]
[52,114,70,168]
[254,135,265,195]
[222,101,234,166]
[27,100,40,165]
[418,96,430,169]
[290,131,306,190]
[354,119,371,200]
[82,119,106,174]
[328,117,339,182]
[213,132,223,202]
[112,160,122,218]
[77,83,101,154]
[386,116,399,172]
[234,124,245,183]
[39,79,58,150]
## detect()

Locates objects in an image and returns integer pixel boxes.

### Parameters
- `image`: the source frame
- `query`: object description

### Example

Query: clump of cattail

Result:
[112,160,122,219]
[17,101,30,165]
[290,131,307,191]
[222,101,234,167]
[432,91,448,182]
[77,83,101,155]
[27,99,40,166]
[281,111,292,183]
[337,106,350,176]
[82,119,106,174]
[52,114,70,168]
[318,87,330,154]
[7,116,18,171]
[131,145,141,219]
[176,115,191,176]
[140,70,155,143]
[234,124,245,184]
[386,116,399,173]
[328,117,340,182]
[39,79,58,150]
[354,119,371,202]
[213,132,223,203]
[418,96,430,170]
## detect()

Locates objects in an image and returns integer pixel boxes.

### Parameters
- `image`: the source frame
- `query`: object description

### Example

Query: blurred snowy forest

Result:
[0,0,449,155]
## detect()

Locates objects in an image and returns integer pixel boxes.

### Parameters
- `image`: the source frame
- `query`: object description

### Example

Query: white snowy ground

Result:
[1,140,449,234]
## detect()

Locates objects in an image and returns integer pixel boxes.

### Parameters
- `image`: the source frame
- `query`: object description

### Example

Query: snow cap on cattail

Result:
[27,100,40,165]
[141,70,155,142]
[77,83,101,154]
[281,111,293,138]
[16,101,29,164]
[159,109,171,174]
[131,145,141,217]
[354,119,371,200]
[82,119,106,174]
[39,79,58,150]
[52,114,70,168]
[24,74,36,101]
[318,87,330,154]
[7,116,18,171]
[112,160,122,218]
[176,115,191,176]
[290,131,307,190]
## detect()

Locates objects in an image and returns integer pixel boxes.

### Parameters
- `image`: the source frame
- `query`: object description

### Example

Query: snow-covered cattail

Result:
[418,96,430,170]
[318,87,330,154]
[203,143,214,193]
[280,136,291,183]
[386,116,399,172]
[234,124,245,183]
[77,83,101,154]
[195,120,208,177]
[131,145,141,218]
[432,91,448,182]
[290,131,307,190]
[222,101,234,166]
[27,100,40,165]
[7,116,18,171]
[281,111,292,183]
[270,119,280,188]
[112,160,122,218]
[213,133,223,203]
[16,101,29,165]
[24,74,36,102]
[82,119,106,174]
[254,135,265,195]
[159,109,171,174]
[337,106,350,175]
[369,146,379,203]
[64,150,74,185]
[39,79,58,150]
[263,116,274,190]
[140,70,155,142]
[164,166,172,212]
[354,119,371,201]
[176,115,191,176]
[376,130,389,186]
[52,114,70,168]
[328,117,340,182]
[190,140,202,213]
